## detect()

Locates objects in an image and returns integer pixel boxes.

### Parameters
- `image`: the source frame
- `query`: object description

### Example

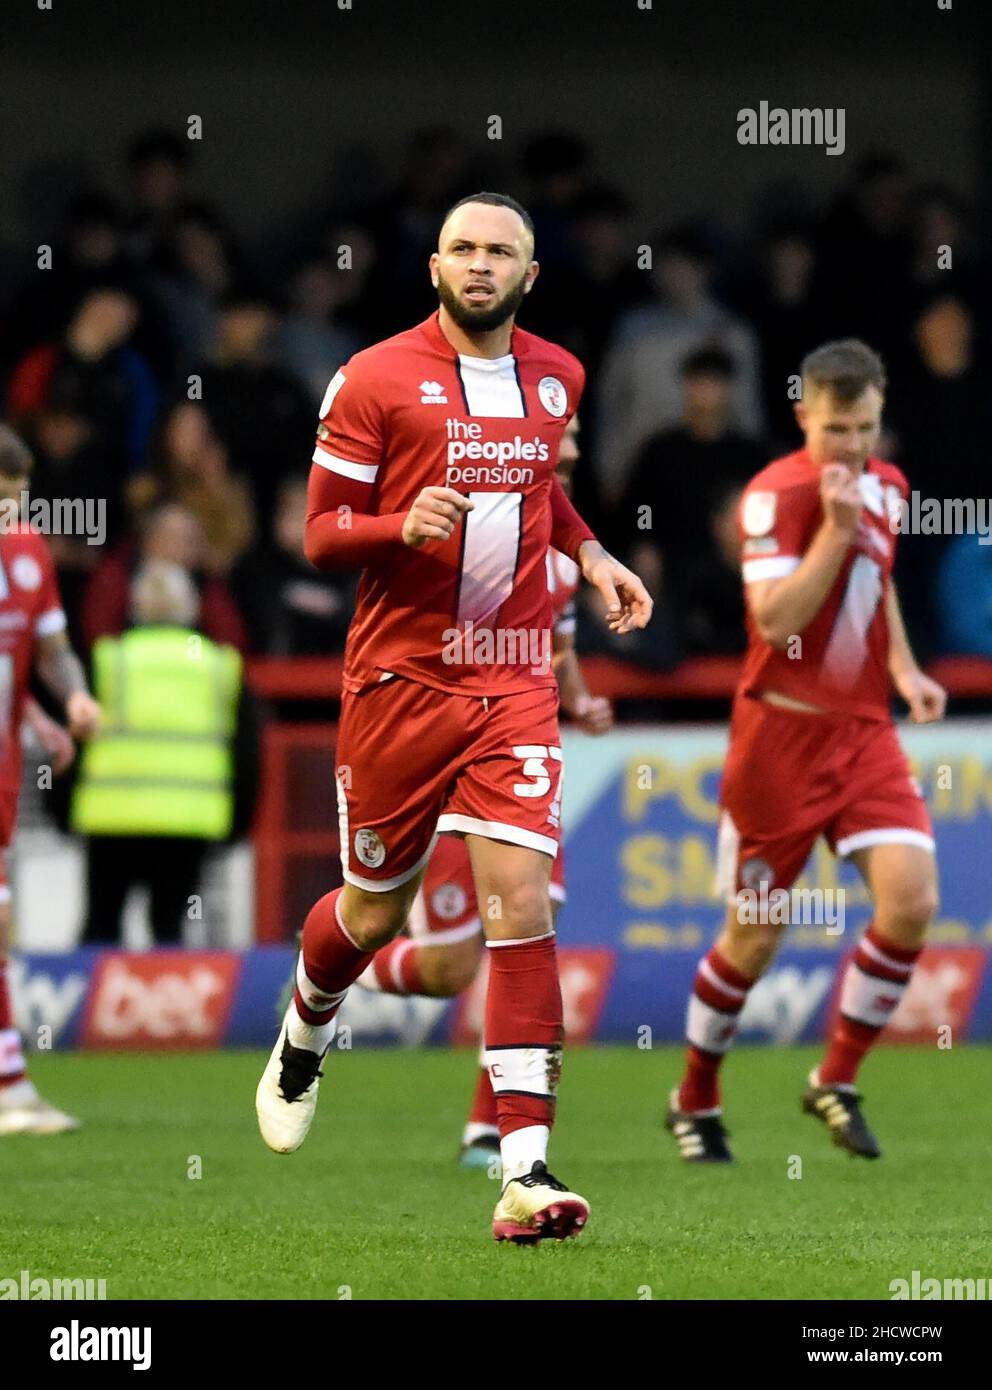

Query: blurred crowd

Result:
[3,127,990,679]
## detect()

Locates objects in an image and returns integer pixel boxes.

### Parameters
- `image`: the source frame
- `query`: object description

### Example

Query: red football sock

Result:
[677,947,754,1113]
[819,922,921,1086]
[484,933,562,1139]
[369,937,426,996]
[0,961,27,1088]
[467,1063,498,1129]
[294,888,373,1025]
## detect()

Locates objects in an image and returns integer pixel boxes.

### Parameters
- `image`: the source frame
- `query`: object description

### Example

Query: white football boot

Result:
[0,1080,80,1136]
[255,1005,327,1154]
[492,1161,589,1243]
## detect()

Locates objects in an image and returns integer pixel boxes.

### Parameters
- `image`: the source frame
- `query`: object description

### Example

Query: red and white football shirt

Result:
[547,548,581,639]
[736,449,908,721]
[0,528,66,800]
[311,312,587,696]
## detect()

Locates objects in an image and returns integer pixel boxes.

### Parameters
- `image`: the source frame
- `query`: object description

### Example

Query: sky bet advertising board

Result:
[15,721,992,1049]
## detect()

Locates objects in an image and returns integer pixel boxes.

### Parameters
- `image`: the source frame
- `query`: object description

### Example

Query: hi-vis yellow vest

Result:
[71,628,242,840]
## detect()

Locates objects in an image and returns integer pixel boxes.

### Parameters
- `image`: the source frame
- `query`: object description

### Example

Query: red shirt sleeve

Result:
[31,535,68,637]
[739,481,819,584]
[549,476,596,562]
[306,360,407,569]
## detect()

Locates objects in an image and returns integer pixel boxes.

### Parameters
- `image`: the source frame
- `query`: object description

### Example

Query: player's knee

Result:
[879,880,939,935]
[419,943,481,997]
[724,918,783,975]
[482,879,551,938]
[339,887,410,950]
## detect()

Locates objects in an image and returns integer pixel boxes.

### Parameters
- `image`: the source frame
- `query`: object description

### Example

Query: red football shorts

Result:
[336,676,564,892]
[716,694,934,901]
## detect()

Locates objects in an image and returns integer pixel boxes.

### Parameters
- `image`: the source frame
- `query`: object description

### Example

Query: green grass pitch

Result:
[2,1044,990,1300]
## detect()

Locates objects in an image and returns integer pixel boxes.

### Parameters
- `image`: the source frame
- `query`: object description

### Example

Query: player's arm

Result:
[33,631,101,739]
[304,364,473,571]
[885,582,947,723]
[553,625,613,734]
[305,466,474,570]
[549,477,653,634]
[22,695,75,774]
[746,464,859,649]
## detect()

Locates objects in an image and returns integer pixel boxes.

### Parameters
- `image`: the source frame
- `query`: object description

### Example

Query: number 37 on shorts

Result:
[334,678,565,891]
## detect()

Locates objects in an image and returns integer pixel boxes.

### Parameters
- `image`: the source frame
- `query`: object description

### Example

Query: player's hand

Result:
[579,543,653,634]
[27,706,76,775]
[567,692,614,735]
[893,668,947,724]
[66,691,102,740]
[819,464,863,537]
[401,487,474,547]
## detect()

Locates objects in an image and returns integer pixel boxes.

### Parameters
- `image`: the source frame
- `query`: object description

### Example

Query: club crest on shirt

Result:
[431,882,468,921]
[538,376,567,418]
[742,491,776,537]
[11,554,42,591]
[355,828,386,869]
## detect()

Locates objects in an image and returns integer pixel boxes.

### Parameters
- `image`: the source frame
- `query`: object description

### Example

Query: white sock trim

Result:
[486,930,555,949]
[501,1124,550,1182]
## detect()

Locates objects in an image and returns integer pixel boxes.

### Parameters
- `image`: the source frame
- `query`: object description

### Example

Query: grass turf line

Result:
[2,1045,989,1300]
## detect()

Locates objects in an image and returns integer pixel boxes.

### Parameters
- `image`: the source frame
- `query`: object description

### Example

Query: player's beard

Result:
[436,269,529,333]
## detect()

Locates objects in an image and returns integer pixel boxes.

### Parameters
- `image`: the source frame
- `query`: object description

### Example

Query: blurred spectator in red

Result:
[275,256,361,408]
[193,288,313,524]
[232,472,353,656]
[128,401,256,575]
[616,348,766,579]
[7,285,160,474]
[82,501,247,653]
[596,226,764,504]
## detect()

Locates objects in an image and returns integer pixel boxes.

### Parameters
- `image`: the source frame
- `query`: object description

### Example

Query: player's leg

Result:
[256,875,426,1154]
[356,834,483,998]
[458,895,563,1172]
[669,696,830,1161]
[803,841,936,1157]
[803,725,937,1157]
[256,676,462,1153]
[465,833,586,1240]
[438,684,587,1240]
[0,855,79,1136]
[667,890,788,1162]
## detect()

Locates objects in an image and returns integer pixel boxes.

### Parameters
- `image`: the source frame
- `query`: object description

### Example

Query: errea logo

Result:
[420,380,447,405]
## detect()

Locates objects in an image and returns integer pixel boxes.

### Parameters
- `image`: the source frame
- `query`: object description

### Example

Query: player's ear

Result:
[428,251,440,288]
[794,400,807,431]
[524,259,540,293]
